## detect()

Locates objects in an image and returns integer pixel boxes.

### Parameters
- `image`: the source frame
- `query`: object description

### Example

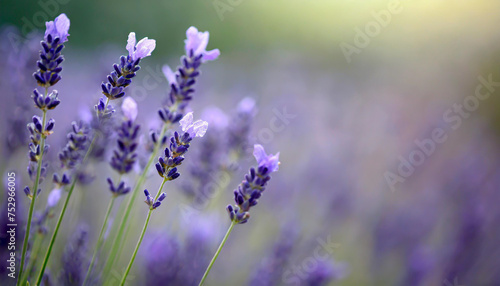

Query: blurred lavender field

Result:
[1,1,500,286]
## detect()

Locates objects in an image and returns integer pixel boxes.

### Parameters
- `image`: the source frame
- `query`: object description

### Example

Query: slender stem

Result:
[199,221,237,286]
[18,96,48,286]
[35,135,97,285]
[83,195,117,286]
[120,178,167,286]
[102,123,169,282]
[21,232,42,284]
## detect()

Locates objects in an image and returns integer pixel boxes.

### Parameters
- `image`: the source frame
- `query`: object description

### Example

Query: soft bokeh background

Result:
[1,1,500,285]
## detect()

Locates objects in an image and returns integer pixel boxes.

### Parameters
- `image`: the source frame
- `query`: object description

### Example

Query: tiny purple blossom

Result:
[179,112,208,138]
[47,188,62,208]
[122,97,138,121]
[253,144,280,173]
[237,97,257,116]
[44,13,70,42]
[126,32,156,61]
[162,65,176,86]
[184,26,220,62]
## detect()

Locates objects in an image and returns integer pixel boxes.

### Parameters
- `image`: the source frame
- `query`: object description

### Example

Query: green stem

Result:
[18,100,48,286]
[35,135,97,285]
[20,232,42,284]
[83,195,117,286]
[199,221,236,286]
[103,123,169,282]
[119,178,167,286]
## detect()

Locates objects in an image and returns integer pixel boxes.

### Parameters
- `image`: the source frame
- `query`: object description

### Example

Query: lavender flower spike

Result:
[155,113,208,183]
[158,26,219,126]
[185,26,220,62]
[99,33,156,103]
[226,144,280,224]
[34,13,70,87]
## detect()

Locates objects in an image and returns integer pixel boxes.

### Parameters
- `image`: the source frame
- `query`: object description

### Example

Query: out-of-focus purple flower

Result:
[202,106,228,130]
[122,96,138,121]
[305,260,349,286]
[184,26,220,62]
[59,226,88,286]
[143,233,181,285]
[253,144,280,174]
[47,188,62,208]
[126,32,156,61]
[249,224,297,286]
[107,178,131,196]
[227,97,257,161]
[44,13,70,42]
[157,26,219,128]
[179,112,208,138]
[237,97,257,115]
[227,144,280,224]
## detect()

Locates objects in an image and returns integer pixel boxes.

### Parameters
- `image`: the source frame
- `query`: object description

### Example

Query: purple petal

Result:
[162,65,176,86]
[202,49,220,62]
[126,32,136,56]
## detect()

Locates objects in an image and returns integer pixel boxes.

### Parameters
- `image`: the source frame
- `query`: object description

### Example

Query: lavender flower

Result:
[100,33,155,101]
[59,227,88,286]
[106,97,140,197]
[147,113,208,209]
[226,144,280,224]
[58,121,91,170]
[109,98,140,175]
[227,97,257,161]
[158,26,219,126]
[34,13,69,87]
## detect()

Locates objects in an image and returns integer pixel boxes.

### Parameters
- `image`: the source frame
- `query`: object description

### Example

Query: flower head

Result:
[253,144,280,174]
[44,13,70,42]
[179,112,208,138]
[184,26,220,62]
[47,188,62,208]
[126,32,156,61]
[122,96,138,121]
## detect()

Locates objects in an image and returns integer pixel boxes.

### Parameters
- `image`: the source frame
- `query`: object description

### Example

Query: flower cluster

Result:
[55,121,91,182]
[145,113,208,210]
[24,13,70,199]
[227,97,257,160]
[97,32,155,119]
[158,27,220,126]
[107,97,140,197]
[154,112,208,181]
[33,13,69,87]
[226,144,280,224]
